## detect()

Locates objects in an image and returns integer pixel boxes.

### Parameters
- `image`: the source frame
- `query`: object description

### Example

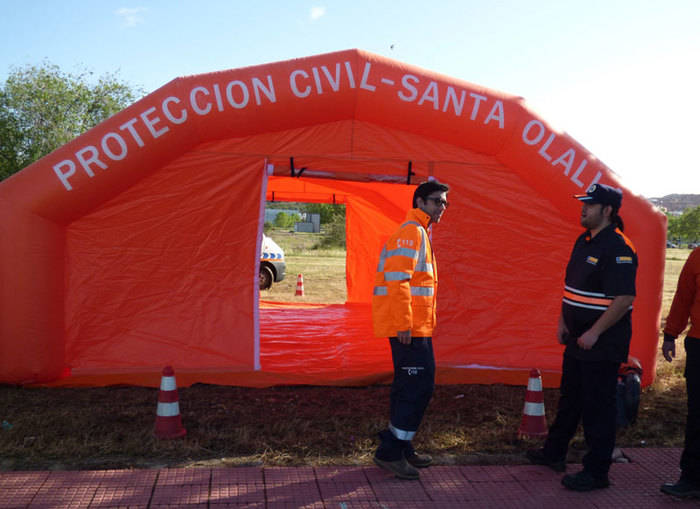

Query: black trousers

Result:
[375,337,435,461]
[681,336,700,483]
[543,354,620,478]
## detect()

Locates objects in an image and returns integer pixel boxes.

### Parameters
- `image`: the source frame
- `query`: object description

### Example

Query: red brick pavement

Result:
[0,448,695,508]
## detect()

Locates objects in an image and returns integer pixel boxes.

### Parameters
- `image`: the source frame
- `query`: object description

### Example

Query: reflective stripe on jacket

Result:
[372,208,437,338]
[562,285,633,312]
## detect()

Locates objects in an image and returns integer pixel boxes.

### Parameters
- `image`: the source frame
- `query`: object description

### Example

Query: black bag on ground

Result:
[616,358,642,429]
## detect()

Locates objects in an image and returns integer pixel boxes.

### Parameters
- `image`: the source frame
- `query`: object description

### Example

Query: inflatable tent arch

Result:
[0,49,666,388]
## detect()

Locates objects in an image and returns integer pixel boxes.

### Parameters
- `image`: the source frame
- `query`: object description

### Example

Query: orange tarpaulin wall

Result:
[0,49,665,388]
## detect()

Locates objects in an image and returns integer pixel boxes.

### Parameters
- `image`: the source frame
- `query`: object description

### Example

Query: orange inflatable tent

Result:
[0,49,665,388]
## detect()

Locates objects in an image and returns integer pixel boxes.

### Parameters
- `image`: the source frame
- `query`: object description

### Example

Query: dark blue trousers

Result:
[681,337,700,483]
[543,354,620,478]
[375,337,435,461]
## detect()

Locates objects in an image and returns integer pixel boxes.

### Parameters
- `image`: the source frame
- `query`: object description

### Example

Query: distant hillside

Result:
[648,194,700,214]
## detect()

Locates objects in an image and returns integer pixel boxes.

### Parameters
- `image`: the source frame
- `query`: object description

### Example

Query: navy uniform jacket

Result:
[562,223,638,362]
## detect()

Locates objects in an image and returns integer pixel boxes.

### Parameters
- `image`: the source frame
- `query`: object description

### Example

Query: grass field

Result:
[260,230,346,303]
[0,238,693,471]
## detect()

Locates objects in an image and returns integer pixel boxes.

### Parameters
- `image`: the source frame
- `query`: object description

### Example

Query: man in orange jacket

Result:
[371,180,449,480]
[661,246,700,499]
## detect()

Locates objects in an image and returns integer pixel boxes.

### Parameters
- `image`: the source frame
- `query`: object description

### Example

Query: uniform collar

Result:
[407,208,431,229]
[584,222,616,243]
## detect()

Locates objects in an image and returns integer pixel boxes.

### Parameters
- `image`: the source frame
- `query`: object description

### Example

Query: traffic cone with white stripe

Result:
[154,365,186,439]
[294,273,304,296]
[517,368,548,438]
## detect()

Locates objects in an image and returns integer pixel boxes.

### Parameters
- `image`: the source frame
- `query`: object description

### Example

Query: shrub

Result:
[315,215,346,248]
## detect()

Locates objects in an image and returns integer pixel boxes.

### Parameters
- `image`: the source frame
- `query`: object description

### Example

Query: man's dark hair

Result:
[413,180,450,208]
[597,202,624,232]
[611,209,625,232]
[600,203,625,232]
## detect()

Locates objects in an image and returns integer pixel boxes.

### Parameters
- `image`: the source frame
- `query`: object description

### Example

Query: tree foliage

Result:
[267,202,345,225]
[667,206,700,243]
[667,213,682,241]
[680,206,700,241]
[0,62,140,180]
[315,213,346,249]
[301,202,345,224]
[273,211,301,228]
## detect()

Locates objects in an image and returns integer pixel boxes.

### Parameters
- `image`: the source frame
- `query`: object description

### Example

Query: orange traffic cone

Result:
[154,366,186,439]
[517,368,548,438]
[294,273,304,296]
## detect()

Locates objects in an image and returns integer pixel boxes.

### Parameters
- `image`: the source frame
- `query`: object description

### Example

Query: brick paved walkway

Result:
[0,448,696,508]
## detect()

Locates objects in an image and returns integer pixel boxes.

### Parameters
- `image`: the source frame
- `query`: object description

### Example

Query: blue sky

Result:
[1,0,699,197]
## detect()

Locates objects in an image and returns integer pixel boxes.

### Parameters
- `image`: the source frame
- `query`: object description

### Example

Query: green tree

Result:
[679,206,700,241]
[266,202,345,225]
[301,203,345,224]
[319,214,346,248]
[273,212,301,229]
[667,213,682,242]
[0,62,140,180]
[273,212,289,228]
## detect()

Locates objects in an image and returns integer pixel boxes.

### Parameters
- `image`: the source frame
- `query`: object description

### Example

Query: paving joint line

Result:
[146,469,160,509]
[262,466,268,508]
[362,465,381,505]
[207,467,213,509]
[312,466,323,508]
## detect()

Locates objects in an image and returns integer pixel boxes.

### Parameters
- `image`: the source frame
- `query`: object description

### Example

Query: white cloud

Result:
[310,6,326,21]
[116,7,147,27]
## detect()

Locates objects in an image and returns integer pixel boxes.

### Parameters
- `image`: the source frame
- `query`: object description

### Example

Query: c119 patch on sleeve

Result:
[616,256,633,264]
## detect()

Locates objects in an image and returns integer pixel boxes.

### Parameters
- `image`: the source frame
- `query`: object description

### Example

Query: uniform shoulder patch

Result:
[616,256,633,264]
[586,256,599,265]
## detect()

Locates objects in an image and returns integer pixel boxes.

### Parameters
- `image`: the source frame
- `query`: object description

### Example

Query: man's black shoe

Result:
[405,450,432,468]
[561,470,610,491]
[373,455,420,480]
[660,478,700,498]
[526,448,565,473]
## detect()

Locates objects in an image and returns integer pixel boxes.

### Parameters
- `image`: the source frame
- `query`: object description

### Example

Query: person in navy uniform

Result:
[527,183,638,492]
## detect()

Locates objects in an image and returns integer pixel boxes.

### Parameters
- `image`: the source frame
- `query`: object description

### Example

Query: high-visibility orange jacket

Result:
[664,247,700,339]
[372,208,438,338]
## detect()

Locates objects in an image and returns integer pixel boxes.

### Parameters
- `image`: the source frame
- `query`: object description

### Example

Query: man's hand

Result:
[662,333,677,362]
[574,295,634,351]
[577,329,599,350]
[397,330,411,345]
